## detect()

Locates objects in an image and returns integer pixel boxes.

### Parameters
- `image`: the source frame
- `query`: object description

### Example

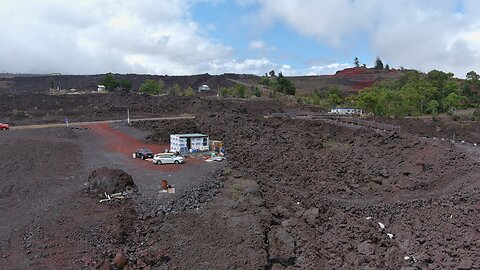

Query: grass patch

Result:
[230,182,245,201]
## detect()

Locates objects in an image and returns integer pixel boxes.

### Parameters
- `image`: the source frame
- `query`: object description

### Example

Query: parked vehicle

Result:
[0,123,9,130]
[133,149,154,160]
[209,156,225,162]
[152,153,185,165]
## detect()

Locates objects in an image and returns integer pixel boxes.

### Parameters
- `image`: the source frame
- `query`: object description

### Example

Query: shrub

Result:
[253,87,262,97]
[234,84,246,98]
[119,79,132,91]
[140,79,163,95]
[184,87,194,96]
[260,77,270,86]
[219,87,229,98]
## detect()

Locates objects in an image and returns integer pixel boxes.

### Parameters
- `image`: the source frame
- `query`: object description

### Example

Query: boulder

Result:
[302,207,319,226]
[112,251,128,269]
[86,167,135,195]
[272,205,291,219]
[268,226,295,265]
[357,241,375,256]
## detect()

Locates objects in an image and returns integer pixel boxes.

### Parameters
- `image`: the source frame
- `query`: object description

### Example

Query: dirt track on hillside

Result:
[1,91,479,269]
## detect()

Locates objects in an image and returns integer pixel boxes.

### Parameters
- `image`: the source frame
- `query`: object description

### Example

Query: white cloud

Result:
[244,0,480,77]
[248,40,275,51]
[307,63,350,76]
[0,0,238,75]
[249,40,267,50]
[3,1,479,77]
[208,58,275,74]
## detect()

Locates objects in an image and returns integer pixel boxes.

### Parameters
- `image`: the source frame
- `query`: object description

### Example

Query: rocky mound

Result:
[85,167,135,195]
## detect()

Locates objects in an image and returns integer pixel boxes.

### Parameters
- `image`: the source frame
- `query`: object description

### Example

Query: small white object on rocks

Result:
[387,233,394,239]
[365,217,372,220]
[378,222,385,229]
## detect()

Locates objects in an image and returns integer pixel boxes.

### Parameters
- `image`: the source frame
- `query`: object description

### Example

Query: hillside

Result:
[290,67,404,96]
[0,67,405,96]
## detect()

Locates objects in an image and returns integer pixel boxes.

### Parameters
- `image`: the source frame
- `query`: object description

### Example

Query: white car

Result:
[152,153,185,165]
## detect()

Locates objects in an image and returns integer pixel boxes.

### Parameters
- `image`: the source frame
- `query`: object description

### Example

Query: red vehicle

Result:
[0,123,10,130]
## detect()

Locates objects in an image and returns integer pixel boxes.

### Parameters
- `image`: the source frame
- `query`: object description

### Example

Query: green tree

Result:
[354,57,360,67]
[443,92,466,110]
[119,79,132,91]
[260,77,270,86]
[158,80,165,94]
[466,71,479,81]
[275,72,296,95]
[169,83,181,96]
[326,87,342,107]
[425,100,439,114]
[427,70,452,92]
[234,84,246,98]
[253,86,262,97]
[184,86,194,96]
[461,82,473,97]
[385,64,390,70]
[441,78,458,98]
[140,79,162,95]
[374,57,384,70]
[219,87,229,97]
[101,73,120,91]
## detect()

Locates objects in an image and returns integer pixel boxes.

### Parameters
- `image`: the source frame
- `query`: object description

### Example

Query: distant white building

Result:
[170,133,209,153]
[197,84,210,92]
[330,108,363,115]
[97,85,106,92]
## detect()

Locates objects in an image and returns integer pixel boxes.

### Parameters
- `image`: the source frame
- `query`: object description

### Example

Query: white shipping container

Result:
[170,134,209,152]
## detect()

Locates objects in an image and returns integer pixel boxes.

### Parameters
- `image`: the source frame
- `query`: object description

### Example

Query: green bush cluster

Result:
[218,83,261,98]
[350,70,479,116]
[299,87,343,108]
[140,79,164,95]
[100,73,132,91]
[259,72,296,96]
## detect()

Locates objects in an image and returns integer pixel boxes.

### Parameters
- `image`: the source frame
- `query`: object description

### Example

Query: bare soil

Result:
[1,88,479,269]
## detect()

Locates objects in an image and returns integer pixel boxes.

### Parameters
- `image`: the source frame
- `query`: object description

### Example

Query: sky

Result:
[1,0,479,77]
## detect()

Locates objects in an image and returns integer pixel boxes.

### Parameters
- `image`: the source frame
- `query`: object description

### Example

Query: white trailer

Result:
[170,133,209,153]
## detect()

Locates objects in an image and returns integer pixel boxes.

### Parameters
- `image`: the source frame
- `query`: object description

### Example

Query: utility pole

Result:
[127,108,130,125]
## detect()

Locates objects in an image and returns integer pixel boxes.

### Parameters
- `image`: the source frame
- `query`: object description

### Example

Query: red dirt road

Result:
[86,123,169,154]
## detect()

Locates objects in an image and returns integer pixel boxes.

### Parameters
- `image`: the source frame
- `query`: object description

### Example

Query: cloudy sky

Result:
[1,0,479,77]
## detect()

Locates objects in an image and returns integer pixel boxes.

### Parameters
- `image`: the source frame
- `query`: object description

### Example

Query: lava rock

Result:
[272,205,291,219]
[112,251,128,269]
[86,167,135,195]
[357,241,375,256]
[302,207,319,226]
[268,226,295,265]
